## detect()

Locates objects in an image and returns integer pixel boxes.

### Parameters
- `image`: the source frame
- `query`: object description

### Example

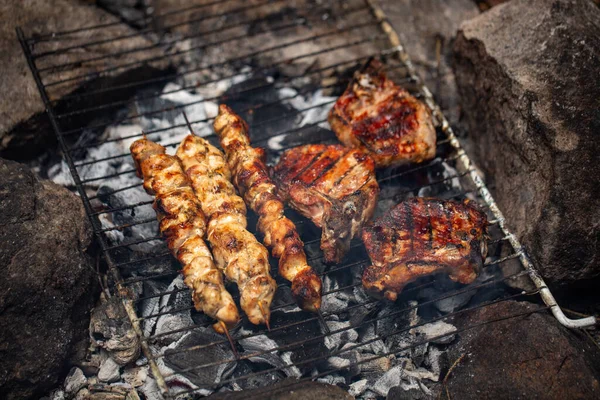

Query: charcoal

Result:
[371,359,438,398]
[239,335,301,378]
[270,286,297,310]
[327,343,361,377]
[324,321,359,352]
[375,303,413,344]
[222,77,298,141]
[120,251,177,279]
[267,310,328,373]
[359,325,388,356]
[228,361,287,391]
[152,276,195,344]
[162,329,236,391]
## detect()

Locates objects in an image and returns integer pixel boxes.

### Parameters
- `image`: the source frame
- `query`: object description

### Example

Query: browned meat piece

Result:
[177,134,276,327]
[130,138,240,333]
[328,59,436,168]
[272,144,380,264]
[214,105,322,312]
[362,197,488,301]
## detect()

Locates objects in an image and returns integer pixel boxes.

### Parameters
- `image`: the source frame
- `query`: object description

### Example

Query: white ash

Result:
[411,321,457,345]
[349,379,369,397]
[371,359,438,398]
[316,374,346,386]
[324,320,359,351]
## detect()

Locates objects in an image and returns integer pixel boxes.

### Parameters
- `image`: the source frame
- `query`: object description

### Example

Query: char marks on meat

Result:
[362,198,488,301]
[328,59,436,168]
[272,144,379,264]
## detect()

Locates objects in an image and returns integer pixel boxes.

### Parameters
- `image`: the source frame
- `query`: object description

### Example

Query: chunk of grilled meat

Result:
[177,134,276,326]
[328,59,436,168]
[362,198,488,301]
[214,105,322,312]
[130,138,240,332]
[272,144,380,264]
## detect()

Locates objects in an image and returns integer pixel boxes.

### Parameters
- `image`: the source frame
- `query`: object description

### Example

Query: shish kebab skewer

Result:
[130,138,240,333]
[177,113,276,327]
[213,105,323,312]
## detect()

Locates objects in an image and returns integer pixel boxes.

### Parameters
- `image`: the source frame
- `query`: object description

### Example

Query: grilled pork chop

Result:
[272,144,379,264]
[328,59,436,168]
[362,198,488,301]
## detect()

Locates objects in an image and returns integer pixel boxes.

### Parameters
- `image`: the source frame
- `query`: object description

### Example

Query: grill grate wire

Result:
[17,0,595,398]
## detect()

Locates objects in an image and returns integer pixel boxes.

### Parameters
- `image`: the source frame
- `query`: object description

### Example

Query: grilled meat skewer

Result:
[328,59,436,168]
[362,198,488,301]
[214,105,322,312]
[272,144,380,264]
[130,138,240,333]
[177,134,276,326]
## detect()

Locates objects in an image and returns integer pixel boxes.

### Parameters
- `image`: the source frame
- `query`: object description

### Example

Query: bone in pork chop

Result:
[362,198,488,301]
[328,59,436,168]
[272,144,379,264]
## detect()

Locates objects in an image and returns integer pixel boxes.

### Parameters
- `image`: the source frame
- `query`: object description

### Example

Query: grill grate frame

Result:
[16,0,595,398]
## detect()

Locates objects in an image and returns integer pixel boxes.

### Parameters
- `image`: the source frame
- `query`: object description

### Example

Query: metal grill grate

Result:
[17,0,595,398]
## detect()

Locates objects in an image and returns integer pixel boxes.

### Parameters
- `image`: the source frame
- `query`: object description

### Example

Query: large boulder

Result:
[0,0,168,160]
[443,301,600,399]
[453,0,600,290]
[380,0,480,125]
[0,158,98,399]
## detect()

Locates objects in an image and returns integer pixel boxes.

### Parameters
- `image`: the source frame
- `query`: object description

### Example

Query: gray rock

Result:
[453,0,600,290]
[0,158,97,399]
[0,0,167,160]
[380,0,480,125]
[443,300,600,399]
[64,367,88,396]
[98,357,121,383]
[90,296,141,366]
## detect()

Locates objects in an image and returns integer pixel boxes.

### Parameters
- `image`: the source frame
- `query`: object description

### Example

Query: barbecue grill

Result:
[16,0,596,398]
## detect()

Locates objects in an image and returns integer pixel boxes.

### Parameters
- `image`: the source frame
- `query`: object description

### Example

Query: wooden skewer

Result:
[219,321,239,359]
[258,302,271,332]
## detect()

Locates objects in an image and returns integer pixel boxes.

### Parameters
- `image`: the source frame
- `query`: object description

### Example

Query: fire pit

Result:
[16,0,596,398]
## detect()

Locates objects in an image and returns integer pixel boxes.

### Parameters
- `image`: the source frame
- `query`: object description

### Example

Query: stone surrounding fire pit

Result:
[0,158,98,399]
[0,0,168,160]
[453,0,600,291]
[443,301,600,399]
[380,0,479,125]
